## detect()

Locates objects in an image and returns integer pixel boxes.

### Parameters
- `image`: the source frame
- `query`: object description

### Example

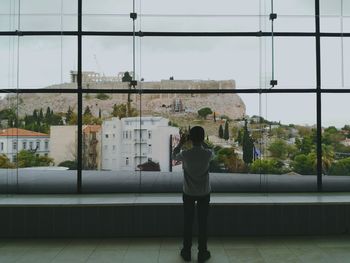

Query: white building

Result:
[102,117,179,172]
[0,128,49,162]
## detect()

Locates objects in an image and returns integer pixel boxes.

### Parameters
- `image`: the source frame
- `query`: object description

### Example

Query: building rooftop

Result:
[0,128,48,137]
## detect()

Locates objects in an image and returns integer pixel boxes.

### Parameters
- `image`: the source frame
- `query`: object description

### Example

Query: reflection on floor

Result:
[1,236,350,263]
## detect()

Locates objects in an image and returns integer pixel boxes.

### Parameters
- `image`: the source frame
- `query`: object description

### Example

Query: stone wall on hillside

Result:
[0,80,245,120]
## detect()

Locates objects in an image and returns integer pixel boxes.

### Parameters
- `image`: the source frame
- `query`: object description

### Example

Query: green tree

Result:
[66,106,73,123]
[249,159,285,174]
[84,106,92,116]
[321,144,335,174]
[216,147,246,173]
[237,128,244,145]
[231,125,240,141]
[33,109,38,120]
[45,106,51,122]
[95,93,110,100]
[17,150,54,168]
[197,107,213,119]
[291,153,316,175]
[39,108,44,121]
[218,124,224,138]
[0,154,14,168]
[268,139,288,159]
[112,103,127,119]
[58,160,77,170]
[68,112,77,125]
[113,103,137,119]
[224,121,229,140]
[242,120,254,164]
[83,106,93,124]
[329,157,350,176]
[295,136,314,155]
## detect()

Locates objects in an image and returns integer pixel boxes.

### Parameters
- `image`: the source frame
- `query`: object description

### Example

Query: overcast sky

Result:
[0,0,349,127]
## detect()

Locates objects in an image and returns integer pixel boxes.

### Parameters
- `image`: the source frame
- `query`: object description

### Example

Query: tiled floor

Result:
[1,236,350,263]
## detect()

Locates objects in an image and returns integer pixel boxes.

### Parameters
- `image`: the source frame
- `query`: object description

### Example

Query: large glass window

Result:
[0,0,349,193]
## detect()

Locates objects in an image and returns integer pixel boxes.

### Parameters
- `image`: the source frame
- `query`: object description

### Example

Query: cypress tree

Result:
[224,121,229,140]
[33,109,38,120]
[66,106,73,123]
[84,106,92,116]
[219,124,224,138]
[242,120,254,164]
[39,108,44,121]
[45,107,51,119]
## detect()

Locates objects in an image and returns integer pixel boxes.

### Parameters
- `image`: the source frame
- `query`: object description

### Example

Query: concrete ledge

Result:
[1,193,350,207]
[0,193,350,237]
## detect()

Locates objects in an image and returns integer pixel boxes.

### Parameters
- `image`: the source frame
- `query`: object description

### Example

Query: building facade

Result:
[0,128,49,163]
[102,117,179,172]
[50,125,101,169]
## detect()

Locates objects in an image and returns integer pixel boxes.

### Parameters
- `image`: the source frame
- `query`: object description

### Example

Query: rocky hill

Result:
[0,79,246,120]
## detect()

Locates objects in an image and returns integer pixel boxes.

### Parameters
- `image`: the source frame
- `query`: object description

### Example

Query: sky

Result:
[0,0,349,127]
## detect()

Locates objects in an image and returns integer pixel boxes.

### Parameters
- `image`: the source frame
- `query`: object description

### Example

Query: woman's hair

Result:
[189,126,205,143]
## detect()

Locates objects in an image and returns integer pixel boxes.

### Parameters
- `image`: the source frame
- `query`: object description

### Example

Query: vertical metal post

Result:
[169,135,173,172]
[315,0,322,191]
[77,0,82,193]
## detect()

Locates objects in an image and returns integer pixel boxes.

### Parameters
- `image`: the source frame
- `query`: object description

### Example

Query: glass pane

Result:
[321,38,344,88]
[0,36,18,89]
[274,0,315,16]
[140,0,265,32]
[259,93,317,191]
[139,16,261,32]
[274,16,314,32]
[82,93,141,193]
[345,17,350,32]
[141,0,261,15]
[322,94,350,191]
[0,92,77,194]
[320,0,345,15]
[274,37,316,88]
[139,92,263,192]
[20,0,77,31]
[139,37,261,89]
[0,0,19,31]
[19,36,77,89]
[82,37,133,89]
[345,38,350,87]
[346,1,350,16]
[321,17,342,32]
[320,0,350,32]
[0,91,18,193]
[82,0,133,31]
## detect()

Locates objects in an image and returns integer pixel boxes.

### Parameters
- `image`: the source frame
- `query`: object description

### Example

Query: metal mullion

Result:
[320,89,350,93]
[0,88,79,93]
[0,31,77,36]
[81,88,317,94]
[315,0,322,192]
[1,31,350,37]
[77,0,82,194]
[3,88,350,94]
